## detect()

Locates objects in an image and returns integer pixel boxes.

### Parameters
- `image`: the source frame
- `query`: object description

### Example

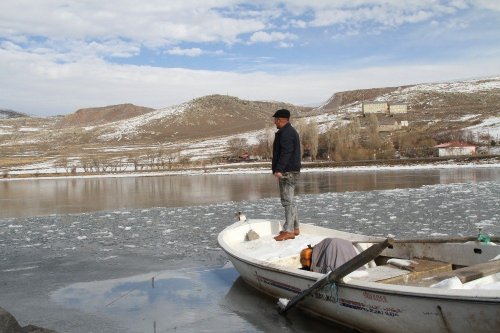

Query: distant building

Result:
[434,142,476,157]
[362,102,388,115]
[389,103,408,114]
[378,117,399,132]
[363,102,408,116]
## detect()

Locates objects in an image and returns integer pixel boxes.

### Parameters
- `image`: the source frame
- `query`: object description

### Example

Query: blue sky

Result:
[1,1,499,116]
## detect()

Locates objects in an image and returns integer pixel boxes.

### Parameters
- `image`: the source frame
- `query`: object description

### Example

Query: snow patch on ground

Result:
[466,116,500,141]
[99,102,191,141]
[408,76,500,94]
[2,159,499,179]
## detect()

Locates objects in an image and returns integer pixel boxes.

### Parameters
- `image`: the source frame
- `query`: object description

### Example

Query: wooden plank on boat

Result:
[406,259,500,287]
[380,259,452,284]
[350,265,409,282]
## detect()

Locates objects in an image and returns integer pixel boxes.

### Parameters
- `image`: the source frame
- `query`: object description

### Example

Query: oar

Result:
[278,238,392,314]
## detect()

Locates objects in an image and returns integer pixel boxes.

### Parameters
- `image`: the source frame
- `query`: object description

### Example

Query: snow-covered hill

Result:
[1,76,499,175]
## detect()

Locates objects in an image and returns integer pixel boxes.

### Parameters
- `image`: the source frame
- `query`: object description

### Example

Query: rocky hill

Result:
[312,77,500,136]
[56,103,154,127]
[0,76,499,174]
[0,109,29,119]
[317,86,413,112]
[95,95,312,142]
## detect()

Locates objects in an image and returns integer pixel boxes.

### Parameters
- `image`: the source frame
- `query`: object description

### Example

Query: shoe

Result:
[274,231,295,241]
[279,228,300,236]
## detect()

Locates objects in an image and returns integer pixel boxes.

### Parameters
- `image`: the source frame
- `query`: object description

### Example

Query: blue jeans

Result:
[279,172,299,232]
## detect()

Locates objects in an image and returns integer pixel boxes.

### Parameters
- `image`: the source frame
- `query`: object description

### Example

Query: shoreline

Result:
[2,155,500,182]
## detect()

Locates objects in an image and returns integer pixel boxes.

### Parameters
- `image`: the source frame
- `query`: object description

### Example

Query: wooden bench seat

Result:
[380,258,452,284]
[348,265,409,282]
[349,258,452,284]
[405,259,500,287]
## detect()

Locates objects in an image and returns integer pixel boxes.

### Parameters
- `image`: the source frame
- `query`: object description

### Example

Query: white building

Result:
[362,102,388,115]
[389,104,408,114]
[434,142,476,157]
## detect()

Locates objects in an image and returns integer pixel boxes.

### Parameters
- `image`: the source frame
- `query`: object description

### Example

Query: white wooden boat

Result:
[217,219,500,333]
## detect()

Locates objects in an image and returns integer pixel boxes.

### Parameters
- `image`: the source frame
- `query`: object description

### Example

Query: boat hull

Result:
[218,219,500,333]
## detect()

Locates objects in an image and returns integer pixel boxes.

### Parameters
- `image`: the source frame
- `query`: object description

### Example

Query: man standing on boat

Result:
[271,109,301,241]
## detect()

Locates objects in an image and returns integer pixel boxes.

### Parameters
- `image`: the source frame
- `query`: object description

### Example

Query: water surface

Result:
[2,167,498,218]
[1,166,499,333]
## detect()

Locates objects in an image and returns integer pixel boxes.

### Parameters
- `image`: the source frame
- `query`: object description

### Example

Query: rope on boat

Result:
[329,282,339,304]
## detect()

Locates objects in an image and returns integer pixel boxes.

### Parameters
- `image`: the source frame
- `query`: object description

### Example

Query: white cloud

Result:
[0,0,265,46]
[2,41,500,116]
[474,0,500,11]
[305,2,462,28]
[277,41,294,48]
[249,31,297,44]
[0,1,499,116]
[167,47,203,57]
[0,1,496,53]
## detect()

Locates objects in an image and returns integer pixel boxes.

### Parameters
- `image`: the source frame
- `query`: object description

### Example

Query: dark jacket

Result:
[272,122,301,174]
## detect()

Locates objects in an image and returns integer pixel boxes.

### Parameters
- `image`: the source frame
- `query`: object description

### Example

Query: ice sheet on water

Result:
[0,181,498,262]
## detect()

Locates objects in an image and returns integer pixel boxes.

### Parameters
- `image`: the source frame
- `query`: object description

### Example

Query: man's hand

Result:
[274,172,283,178]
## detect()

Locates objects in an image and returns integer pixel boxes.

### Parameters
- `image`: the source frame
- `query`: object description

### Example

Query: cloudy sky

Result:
[1,1,500,116]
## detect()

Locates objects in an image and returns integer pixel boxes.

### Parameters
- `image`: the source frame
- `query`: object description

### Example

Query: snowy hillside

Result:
[1,76,499,175]
[316,76,500,139]
[99,101,192,141]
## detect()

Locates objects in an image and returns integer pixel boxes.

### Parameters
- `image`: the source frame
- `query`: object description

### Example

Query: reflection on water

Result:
[1,168,499,218]
[52,265,241,332]
[223,277,356,333]
[51,264,350,333]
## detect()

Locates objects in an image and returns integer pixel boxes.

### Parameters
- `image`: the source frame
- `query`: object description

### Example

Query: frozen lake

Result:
[1,166,499,218]
[0,166,499,332]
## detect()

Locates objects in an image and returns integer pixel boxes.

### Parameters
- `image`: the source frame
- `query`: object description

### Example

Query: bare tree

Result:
[166,151,180,169]
[396,131,437,158]
[251,137,270,160]
[54,157,70,173]
[294,118,307,158]
[366,114,381,150]
[321,117,362,161]
[146,152,157,170]
[227,138,248,159]
[179,156,191,166]
[324,125,336,160]
[92,157,110,172]
[332,127,350,161]
[348,117,361,146]
[265,125,275,159]
[110,157,126,172]
[128,153,140,171]
[156,146,165,170]
[303,120,319,160]
[80,157,94,173]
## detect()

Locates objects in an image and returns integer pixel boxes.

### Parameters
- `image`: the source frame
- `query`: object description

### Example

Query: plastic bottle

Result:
[477,228,491,244]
